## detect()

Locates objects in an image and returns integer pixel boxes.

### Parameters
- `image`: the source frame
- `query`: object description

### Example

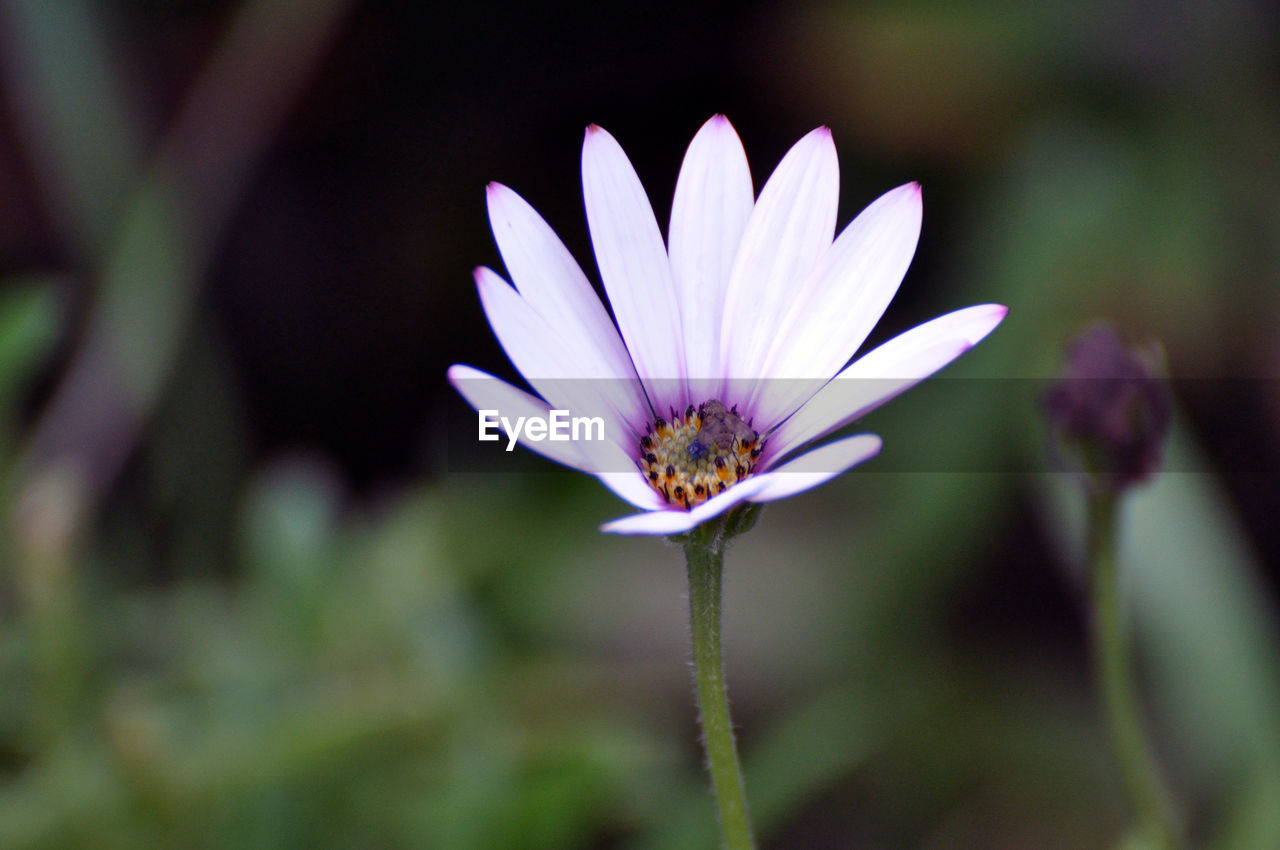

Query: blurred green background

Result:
[2,0,1279,847]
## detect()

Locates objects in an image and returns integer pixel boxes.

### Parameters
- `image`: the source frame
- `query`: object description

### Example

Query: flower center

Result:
[639,399,764,510]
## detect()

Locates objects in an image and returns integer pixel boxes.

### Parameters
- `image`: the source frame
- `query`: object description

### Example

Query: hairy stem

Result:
[684,527,755,850]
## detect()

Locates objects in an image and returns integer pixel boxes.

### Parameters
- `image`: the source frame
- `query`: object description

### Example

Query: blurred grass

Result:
[2,0,1280,847]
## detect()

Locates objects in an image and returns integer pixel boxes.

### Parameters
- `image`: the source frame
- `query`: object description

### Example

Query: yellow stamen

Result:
[638,400,764,510]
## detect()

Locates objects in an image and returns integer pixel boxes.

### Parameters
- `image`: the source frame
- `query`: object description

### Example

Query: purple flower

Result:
[449,116,1006,534]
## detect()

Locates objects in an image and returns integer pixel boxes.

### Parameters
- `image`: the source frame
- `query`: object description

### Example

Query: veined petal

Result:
[762,348,962,467]
[720,127,838,384]
[749,183,922,428]
[748,434,882,502]
[766,304,1008,463]
[599,476,771,536]
[475,266,647,440]
[840,303,1008,376]
[765,184,923,379]
[486,183,646,415]
[669,115,754,400]
[582,125,687,412]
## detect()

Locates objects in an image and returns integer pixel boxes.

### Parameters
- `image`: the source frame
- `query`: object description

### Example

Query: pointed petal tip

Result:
[691,114,744,148]
[790,125,834,150]
[583,123,620,154]
[445,362,489,391]
[698,114,735,135]
[807,126,835,149]
[969,303,1010,336]
[485,183,513,217]
[795,125,838,162]
[473,265,516,297]
[884,181,923,203]
[948,303,1009,345]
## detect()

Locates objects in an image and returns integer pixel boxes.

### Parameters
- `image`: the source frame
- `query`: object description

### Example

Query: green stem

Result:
[1088,491,1184,849]
[684,527,756,850]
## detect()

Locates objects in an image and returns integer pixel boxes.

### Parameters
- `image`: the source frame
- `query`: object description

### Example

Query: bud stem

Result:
[1088,491,1186,849]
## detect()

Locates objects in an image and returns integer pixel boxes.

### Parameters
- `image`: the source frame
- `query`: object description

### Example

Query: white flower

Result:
[448,116,1006,535]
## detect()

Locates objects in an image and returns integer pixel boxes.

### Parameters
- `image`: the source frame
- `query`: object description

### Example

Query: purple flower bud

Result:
[1042,323,1171,492]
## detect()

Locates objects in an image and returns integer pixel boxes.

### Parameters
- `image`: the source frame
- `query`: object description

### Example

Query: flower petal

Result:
[582,125,686,411]
[768,183,922,378]
[668,115,754,399]
[475,266,648,439]
[720,127,838,385]
[598,476,771,536]
[766,304,1008,463]
[448,364,662,511]
[750,183,923,428]
[597,471,668,511]
[486,183,648,425]
[747,433,882,502]
[447,364,590,470]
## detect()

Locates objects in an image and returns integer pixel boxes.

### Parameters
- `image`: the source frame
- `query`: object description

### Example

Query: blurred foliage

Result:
[2,461,665,849]
[2,0,1279,848]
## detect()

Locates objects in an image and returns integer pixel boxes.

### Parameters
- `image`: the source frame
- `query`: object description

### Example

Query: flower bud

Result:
[1042,323,1171,492]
